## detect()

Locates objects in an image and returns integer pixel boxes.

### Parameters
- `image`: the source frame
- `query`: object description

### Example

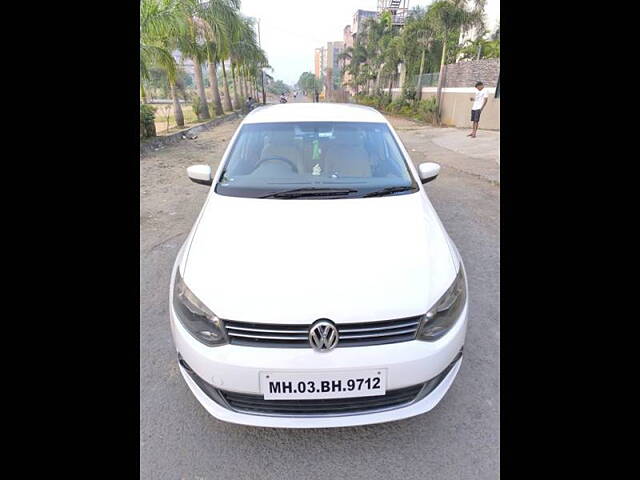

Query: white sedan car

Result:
[170,103,468,428]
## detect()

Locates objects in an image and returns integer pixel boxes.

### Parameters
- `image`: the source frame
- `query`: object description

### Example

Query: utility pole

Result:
[257,19,266,105]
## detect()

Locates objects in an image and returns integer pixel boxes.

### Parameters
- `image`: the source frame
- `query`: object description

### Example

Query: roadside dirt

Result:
[140,117,242,253]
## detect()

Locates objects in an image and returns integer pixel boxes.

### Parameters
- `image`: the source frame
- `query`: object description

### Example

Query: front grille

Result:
[224,315,423,348]
[219,384,425,416]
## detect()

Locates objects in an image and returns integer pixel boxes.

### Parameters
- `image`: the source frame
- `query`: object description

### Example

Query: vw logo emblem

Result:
[309,320,339,352]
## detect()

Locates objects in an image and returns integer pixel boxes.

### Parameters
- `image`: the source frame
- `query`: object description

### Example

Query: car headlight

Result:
[173,269,227,346]
[417,266,467,341]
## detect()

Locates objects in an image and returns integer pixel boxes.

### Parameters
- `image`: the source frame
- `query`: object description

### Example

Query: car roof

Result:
[242,103,387,124]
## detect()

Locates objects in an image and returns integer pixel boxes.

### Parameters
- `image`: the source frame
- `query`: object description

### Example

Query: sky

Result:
[239,0,499,86]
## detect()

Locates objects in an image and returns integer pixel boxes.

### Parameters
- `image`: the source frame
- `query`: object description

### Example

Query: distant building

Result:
[352,9,377,38]
[322,48,328,76]
[314,47,325,78]
[376,0,409,27]
[326,41,344,87]
[327,41,344,63]
[344,25,353,50]
[342,25,354,91]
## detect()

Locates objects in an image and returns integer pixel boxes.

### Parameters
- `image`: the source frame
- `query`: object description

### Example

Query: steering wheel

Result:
[254,156,298,173]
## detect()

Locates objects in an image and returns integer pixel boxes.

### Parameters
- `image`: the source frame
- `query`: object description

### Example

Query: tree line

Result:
[140,0,269,134]
[297,73,323,102]
[297,0,497,116]
[343,0,492,97]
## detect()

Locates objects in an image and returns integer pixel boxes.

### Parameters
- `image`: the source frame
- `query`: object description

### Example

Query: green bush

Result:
[402,86,416,101]
[355,91,438,125]
[140,104,156,139]
[398,104,415,116]
[415,97,437,123]
[364,96,377,107]
[191,97,212,121]
[355,94,378,108]
[192,97,202,118]
[386,99,406,113]
[377,94,392,109]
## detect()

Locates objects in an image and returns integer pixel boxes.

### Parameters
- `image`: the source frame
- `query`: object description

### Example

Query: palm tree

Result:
[364,13,394,93]
[251,46,269,100]
[216,11,242,111]
[230,16,257,108]
[337,48,352,90]
[428,0,484,122]
[190,46,211,119]
[230,17,268,106]
[356,14,394,95]
[176,5,212,120]
[141,0,269,122]
[344,43,367,94]
[381,35,404,96]
[140,0,196,127]
[413,25,435,100]
[220,63,233,111]
[140,0,187,105]
[198,0,239,115]
[205,45,223,115]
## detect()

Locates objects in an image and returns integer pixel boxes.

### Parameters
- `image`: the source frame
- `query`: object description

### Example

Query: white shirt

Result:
[472,89,488,110]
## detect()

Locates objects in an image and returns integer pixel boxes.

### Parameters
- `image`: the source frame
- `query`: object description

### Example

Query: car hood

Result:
[182,192,457,324]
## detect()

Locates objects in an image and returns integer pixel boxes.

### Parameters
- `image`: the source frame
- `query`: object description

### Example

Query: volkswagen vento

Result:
[170,103,468,428]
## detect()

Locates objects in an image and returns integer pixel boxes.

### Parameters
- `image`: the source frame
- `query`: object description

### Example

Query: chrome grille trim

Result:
[223,315,423,348]
[340,327,418,339]
[227,332,309,340]
[226,326,308,334]
[339,320,420,333]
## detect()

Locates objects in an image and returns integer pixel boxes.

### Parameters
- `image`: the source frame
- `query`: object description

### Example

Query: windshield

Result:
[215,121,418,199]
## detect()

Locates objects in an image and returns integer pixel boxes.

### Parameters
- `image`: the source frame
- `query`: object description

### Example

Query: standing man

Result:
[468,81,489,138]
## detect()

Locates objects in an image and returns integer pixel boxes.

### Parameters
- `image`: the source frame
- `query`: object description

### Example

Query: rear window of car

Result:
[215,122,417,199]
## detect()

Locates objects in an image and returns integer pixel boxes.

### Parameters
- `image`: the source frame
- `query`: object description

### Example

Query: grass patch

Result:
[153,105,202,135]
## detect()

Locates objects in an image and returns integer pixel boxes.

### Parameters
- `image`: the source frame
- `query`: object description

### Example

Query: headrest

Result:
[268,129,293,144]
[332,128,361,146]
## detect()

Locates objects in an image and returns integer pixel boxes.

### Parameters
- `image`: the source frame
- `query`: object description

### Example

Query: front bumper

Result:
[170,299,468,427]
[179,353,462,428]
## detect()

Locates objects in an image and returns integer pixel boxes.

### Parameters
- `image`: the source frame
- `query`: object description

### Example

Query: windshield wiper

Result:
[363,186,417,198]
[260,187,359,199]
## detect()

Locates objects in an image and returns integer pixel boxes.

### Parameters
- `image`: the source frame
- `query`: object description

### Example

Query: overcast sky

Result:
[239,0,499,86]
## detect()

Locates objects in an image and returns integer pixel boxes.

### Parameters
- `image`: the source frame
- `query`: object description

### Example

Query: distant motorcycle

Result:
[279,94,287,104]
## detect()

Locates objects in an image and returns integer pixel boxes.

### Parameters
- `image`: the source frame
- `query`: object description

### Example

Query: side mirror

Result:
[418,162,440,184]
[187,165,212,186]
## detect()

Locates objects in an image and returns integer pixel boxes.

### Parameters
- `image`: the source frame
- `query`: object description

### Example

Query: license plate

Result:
[260,369,387,400]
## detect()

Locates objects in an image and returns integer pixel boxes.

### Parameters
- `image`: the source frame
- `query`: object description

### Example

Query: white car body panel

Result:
[183,192,456,324]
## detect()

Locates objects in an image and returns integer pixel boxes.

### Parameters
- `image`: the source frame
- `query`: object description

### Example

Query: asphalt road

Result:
[140,114,500,480]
